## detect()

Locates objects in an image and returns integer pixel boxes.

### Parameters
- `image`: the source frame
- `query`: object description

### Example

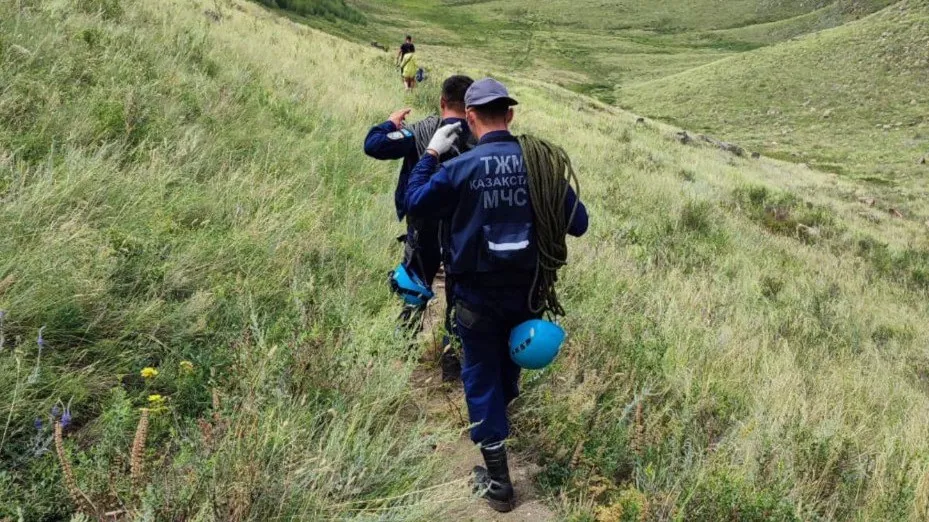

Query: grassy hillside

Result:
[335,0,895,88]
[323,0,919,208]
[623,0,929,209]
[265,0,919,192]
[0,0,456,518]
[4,0,929,521]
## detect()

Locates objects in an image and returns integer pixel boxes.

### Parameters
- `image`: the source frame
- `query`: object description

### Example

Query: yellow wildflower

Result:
[145,394,168,413]
[140,367,159,379]
[179,360,194,374]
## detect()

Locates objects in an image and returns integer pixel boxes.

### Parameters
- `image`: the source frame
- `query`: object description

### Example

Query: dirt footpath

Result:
[416,274,557,521]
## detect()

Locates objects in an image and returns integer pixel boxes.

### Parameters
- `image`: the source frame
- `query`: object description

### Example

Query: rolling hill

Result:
[300,0,927,219]
[623,0,929,200]
[270,0,897,87]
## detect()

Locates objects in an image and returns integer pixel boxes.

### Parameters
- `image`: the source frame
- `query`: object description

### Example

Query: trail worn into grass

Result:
[414,274,556,521]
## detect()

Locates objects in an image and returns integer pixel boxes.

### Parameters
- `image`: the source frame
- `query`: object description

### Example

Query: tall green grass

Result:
[0,0,455,518]
[501,86,929,520]
[3,0,929,520]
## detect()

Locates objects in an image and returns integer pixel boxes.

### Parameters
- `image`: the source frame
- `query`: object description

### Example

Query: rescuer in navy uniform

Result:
[363,75,475,380]
[405,78,589,512]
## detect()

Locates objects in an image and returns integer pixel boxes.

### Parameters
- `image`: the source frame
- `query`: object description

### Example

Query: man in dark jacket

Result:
[364,75,475,380]
[405,78,588,512]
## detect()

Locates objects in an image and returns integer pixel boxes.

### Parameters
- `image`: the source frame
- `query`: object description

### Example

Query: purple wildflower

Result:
[61,408,72,429]
[34,418,43,431]
[51,405,60,418]
[37,325,46,349]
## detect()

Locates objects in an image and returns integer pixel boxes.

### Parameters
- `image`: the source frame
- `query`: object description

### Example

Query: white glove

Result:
[426,122,462,157]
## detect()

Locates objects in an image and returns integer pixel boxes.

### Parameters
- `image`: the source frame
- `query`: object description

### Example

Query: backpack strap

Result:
[410,116,477,160]
[411,115,442,159]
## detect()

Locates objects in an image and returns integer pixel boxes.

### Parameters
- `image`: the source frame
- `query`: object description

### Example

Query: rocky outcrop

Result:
[700,134,745,157]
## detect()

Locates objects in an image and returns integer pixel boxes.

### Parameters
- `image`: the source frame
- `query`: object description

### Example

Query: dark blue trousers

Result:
[454,284,535,445]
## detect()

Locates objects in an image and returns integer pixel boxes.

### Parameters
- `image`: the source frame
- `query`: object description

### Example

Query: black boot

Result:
[472,442,515,512]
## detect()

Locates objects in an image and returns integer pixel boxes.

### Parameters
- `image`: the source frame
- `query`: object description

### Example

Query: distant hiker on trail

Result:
[396,35,417,91]
[404,78,589,512]
[396,35,415,65]
[363,75,476,382]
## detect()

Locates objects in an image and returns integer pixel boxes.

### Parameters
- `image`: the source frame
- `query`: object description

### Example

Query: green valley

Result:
[291,0,928,213]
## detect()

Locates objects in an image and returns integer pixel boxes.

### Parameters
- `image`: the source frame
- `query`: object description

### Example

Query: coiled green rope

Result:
[518,135,580,317]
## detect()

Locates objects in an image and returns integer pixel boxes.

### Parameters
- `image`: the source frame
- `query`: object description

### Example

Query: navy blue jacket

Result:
[363,117,469,221]
[405,131,588,279]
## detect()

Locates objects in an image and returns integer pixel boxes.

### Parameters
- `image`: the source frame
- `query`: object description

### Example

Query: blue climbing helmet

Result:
[508,319,566,370]
[389,263,434,306]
